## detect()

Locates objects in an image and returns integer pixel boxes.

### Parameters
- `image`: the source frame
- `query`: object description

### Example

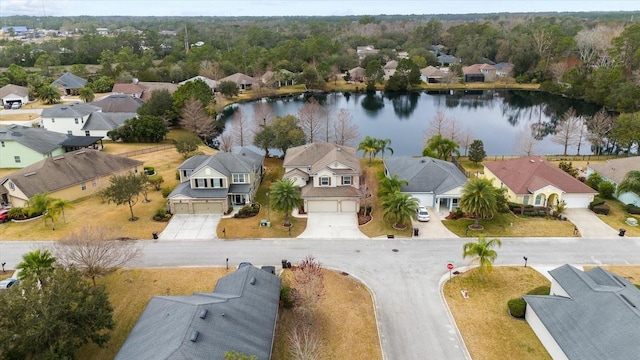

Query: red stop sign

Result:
[447,263,454,270]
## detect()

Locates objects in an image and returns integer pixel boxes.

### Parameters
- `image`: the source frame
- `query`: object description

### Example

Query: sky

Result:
[0,0,638,17]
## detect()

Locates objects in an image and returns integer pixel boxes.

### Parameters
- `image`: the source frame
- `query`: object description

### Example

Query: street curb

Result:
[439,265,474,360]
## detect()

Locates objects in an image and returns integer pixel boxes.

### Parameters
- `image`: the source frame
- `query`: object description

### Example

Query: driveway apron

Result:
[412,207,458,239]
[298,213,368,239]
[564,208,619,238]
[158,214,221,240]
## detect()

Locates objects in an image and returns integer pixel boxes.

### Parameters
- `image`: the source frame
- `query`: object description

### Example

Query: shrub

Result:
[7,207,28,220]
[143,166,155,175]
[592,204,610,215]
[526,286,550,295]
[508,297,526,318]
[233,204,260,218]
[161,186,175,198]
[589,197,605,209]
[626,204,640,215]
[148,175,164,190]
[153,207,171,221]
[280,284,294,308]
[558,161,578,177]
[586,172,602,190]
[598,181,615,199]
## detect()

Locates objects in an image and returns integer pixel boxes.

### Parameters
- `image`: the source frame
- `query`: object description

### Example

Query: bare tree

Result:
[446,117,463,143]
[549,61,569,83]
[287,322,323,360]
[333,109,359,146]
[54,226,142,286]
[252,101,276,127]
[218,132,233,152]
[180,97,217,142]
[552,107,583,156]
[321,104,335,143]
[298,98,323,143]
[232,107,252,147]
[587,109,614,155]
[575,25,621,68]
[425,110,462,144]
[514,125,541,156]
[200,60,223,80]
[459,129,474,156]
[575,117,588,155]
[292,255,325,321]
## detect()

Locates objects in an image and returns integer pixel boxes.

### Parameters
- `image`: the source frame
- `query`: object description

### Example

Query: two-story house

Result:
[282,142,362,213]
[40,102,137,139]
[0,124,67,168]
[168,148,264,214]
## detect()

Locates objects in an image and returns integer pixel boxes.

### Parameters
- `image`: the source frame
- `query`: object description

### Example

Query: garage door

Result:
[562,196,592,209]
[340,200,357,212]
[307,200,338,212]
[173,203,190,214]
[193,201,223,214]
[411,193,434,207]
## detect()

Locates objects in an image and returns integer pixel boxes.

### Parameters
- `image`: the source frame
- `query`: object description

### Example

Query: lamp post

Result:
[266,192,270,222]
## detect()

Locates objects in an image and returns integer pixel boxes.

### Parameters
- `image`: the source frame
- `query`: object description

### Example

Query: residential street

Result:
[1,236,639,359]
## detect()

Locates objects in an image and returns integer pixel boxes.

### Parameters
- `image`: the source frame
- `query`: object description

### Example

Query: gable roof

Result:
[0,124,68,154]
[384,156,468,195]
[137,82,179,100]
[588,157,640,184]
[179,76,218,90]
[384,60,398,70]
[41,102,101,118]
[484,156,597,195]
[112,83,147,97]
[420,66,445,78]
[283,142,360,175]
[348,67,366,78]
[83,112,136,131]
[51,72,87,89]
[524,265,640,360]
[91,94,145,112]
[178,148,264,176]
[2,149,142,197]
[0,84,29,98]
[116,265,281,360]
[218,73,257,85]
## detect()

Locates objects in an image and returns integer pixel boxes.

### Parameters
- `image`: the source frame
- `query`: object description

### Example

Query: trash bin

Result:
[152,231,158,239]
[266,221,271,228]
[619,228,626,237]
[413,227,419,236]
[282,259,288,269]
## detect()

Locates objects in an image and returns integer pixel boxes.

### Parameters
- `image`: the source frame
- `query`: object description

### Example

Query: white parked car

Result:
[416,206,430,222]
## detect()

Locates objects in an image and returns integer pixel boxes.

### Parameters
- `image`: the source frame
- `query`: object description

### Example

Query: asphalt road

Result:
[2,236,640,359]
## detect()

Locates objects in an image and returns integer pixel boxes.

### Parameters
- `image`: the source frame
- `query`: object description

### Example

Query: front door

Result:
[233,194,244,205]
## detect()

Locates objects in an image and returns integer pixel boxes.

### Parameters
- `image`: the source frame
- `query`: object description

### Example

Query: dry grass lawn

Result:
[596,199,640,237]
[584,265,640,285]
[443,212,577,237]
[444,266,551,360]
[76,267,380,360]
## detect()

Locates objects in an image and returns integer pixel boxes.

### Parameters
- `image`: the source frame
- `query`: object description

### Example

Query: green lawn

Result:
[443,212,577,237]
[596,199,640,237]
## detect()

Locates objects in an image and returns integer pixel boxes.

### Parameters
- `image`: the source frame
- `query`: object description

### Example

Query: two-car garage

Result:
[171,200,225,214]
[306,199,358,213]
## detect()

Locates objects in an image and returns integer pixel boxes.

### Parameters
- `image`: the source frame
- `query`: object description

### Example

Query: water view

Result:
[222,90,601,157]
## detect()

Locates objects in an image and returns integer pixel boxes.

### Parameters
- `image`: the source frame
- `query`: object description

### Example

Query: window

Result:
[74,118,79,124]
[1,141,4,147]
[232,174,246,183]
[342,176,352,185]
[535,194,544,206]
[81,182,86,190]
[523,195,530,205]
[320,177,331,186]
[51,118,55,123]
[195,179,206,188]
[67,130,72,135]
[14,156,21,163]
[85,131,90,136]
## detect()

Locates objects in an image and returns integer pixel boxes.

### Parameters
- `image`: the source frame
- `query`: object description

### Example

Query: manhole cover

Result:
[392,249,399,252]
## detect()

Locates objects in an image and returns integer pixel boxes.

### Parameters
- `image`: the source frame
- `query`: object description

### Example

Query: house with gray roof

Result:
[91,94,145,113]
[40,102,136,139]
[587,157,640,206]
[51,72,87,95]
[218,73,257,91]
[0,84,29,108]
[0,124,68,168]
[383,156,468,212]
[0,149,142,208]
[116,265,281,360]
[180,75,219,91]
[168,147,264,214]
[283,142,362,213]
[524,264,640,360]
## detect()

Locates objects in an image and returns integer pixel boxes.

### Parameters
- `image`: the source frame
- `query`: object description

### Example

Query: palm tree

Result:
[42,206,60,230]
[424,134,460,161]
[26,192,54,217]
[52,199,74,224]
[378,173,408,200]
[460,177,498,229]
[270,179,302,227]
[358,136,380,165]
[617,170,640,197]
[381,191,419,229]
[376,138,394,159]
[78,86,95,102]
[16,249,57,282]
[38,84,62,105]
[462,236,502,281]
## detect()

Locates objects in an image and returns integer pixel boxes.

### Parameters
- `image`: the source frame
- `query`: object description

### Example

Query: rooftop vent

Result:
[75,150,85,155]
[250,277,256,285]
[421,159,426,163]
[53,155,65,160]
[530,159,535,163]
[24,172,36,177]
[189,330,199,342]
[620,294,636,308]
[198,309,208,319]
[61,107,67,110]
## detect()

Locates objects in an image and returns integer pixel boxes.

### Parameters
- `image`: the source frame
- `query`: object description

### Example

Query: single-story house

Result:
[524,264,640,360]
[260,70,295,88]
[40,102,137,139]
[0,124,67,168]
[383,60,398,80]
[420,66,446,84]
[483,156,598,208]
[384,156,468,212]
[91,94,145,113]
[116,265,281,360]
[218,73,257,91]
[587,156,640,206]
[0,84,29,107]
[51,72,87,95]
[179,75,219,92]
[437,54,457,67]
[347,67,366,82]
[112,80,178,101]
[283,142,362,213]
[495,62,514,78]
[0,149,142,207]
[356,45,378,59]
[168,147,264,214]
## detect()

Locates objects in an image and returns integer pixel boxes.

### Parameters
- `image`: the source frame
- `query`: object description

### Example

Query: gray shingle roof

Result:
[384,156,468,195]
[40,102,101,118]
[116,265,281,360]
[91,94,145,112]
[83,112,136,131]
[0,124,68,154]
[51,72,87,89]
[2,149,142,197]
[588,157,640,184]
[0,84,29,98]
[179,148,264,177]
[524,265,640,360]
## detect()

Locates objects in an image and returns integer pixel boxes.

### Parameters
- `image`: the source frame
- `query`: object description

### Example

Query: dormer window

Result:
[232,174,247,183]
[342,176,352,185]
[320,177,331,186]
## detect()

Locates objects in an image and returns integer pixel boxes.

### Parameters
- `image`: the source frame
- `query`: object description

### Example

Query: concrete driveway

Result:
[564,208,619,238]
[158,214,221,240]
[297,213,368,239]
[412,207,458,239]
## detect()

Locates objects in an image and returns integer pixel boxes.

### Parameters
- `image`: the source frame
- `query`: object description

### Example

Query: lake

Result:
[221,90,601,157]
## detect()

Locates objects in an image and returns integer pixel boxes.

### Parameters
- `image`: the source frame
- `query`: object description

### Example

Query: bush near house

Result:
[626,204,640,215]
[233,204,260,218]
[507,286,550,319]
[589,197,610,215]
